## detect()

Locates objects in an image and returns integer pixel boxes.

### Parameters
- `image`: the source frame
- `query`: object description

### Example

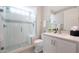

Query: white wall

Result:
[55,12,64,25]
[36,7,44,38]
[42,7,51,32]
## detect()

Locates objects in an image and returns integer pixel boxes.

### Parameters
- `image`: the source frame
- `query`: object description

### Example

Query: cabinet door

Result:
[43,35,56,53]
[56,38,76,53]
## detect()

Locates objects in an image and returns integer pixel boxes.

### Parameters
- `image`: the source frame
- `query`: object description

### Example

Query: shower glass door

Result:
[2,6,37,52]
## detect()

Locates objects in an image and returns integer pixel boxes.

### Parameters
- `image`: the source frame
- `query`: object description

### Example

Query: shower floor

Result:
[4,42,31,53]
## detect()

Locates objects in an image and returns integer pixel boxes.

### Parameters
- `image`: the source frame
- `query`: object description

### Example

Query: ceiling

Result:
[49,6,76,14]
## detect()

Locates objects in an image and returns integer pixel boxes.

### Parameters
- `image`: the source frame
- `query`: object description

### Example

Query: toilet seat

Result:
[33,39,43,53]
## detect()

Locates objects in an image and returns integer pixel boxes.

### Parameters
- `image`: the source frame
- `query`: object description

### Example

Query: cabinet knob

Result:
[53,40,56,46]
[51,40,56,46]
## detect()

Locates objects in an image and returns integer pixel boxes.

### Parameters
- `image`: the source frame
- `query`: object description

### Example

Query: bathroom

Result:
[0,6,79,53]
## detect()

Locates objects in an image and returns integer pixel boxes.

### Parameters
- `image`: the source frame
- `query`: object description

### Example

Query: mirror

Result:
[46,6,79,32]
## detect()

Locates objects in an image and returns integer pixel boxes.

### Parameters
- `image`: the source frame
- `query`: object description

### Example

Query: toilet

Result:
[33,39,43,53]
[29,35,43,53]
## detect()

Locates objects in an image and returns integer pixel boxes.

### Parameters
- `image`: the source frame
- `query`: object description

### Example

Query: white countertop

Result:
[43,32,79,43]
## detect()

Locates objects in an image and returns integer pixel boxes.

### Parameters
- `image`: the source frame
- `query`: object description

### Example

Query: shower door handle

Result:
[3,24,7,28]
[21,27,22,32]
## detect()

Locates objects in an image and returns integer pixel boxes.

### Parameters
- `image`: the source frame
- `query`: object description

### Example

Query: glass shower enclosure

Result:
[0,6,36,53]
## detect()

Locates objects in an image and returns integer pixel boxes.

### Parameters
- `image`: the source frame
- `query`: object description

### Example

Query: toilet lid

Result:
[34,39,43,43]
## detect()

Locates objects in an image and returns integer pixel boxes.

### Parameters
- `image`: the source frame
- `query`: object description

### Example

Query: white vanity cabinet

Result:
[43,35,56,53]
[42,34,77,53]
[56,38,76,53]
